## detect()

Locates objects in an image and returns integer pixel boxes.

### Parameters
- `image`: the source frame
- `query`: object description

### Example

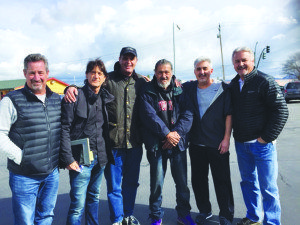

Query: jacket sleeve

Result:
[0,97,22,164]
[173,90,194,137]
[261,78,289,142]
[60,96,77,168]
[138,92,170,139]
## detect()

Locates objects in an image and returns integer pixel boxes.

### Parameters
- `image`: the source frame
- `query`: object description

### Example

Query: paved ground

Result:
[0,101,299,225]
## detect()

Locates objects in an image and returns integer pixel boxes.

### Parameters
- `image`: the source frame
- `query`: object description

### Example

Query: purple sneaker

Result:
[177,214,196,225]
[151,218,162,225]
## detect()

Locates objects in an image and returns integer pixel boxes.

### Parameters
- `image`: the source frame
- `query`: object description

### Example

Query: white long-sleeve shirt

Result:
[0,97,22,165]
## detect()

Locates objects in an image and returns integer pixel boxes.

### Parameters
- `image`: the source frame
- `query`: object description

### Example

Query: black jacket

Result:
[183,80,232,148]
[7,84,61,176]
[230,68,289,143]
[60,83,115,167]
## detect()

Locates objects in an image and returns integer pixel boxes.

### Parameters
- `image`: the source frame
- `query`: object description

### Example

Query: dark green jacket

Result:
[106,64,147,148]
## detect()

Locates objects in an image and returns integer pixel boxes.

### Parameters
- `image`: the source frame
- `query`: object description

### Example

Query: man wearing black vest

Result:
[0,54,61,224]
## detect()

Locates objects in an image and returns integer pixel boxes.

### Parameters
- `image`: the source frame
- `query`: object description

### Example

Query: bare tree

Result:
[282,51,300,80]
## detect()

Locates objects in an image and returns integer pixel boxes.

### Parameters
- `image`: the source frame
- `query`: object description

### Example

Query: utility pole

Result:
[254,41,258,65]
[173,22,176,75]
[173,22,180,75]
[217,23,225,80]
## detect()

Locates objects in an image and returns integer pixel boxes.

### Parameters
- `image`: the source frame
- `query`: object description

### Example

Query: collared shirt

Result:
[239,78,244,92]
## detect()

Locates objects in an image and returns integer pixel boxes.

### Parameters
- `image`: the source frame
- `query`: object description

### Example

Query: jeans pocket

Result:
[256,139,268,145]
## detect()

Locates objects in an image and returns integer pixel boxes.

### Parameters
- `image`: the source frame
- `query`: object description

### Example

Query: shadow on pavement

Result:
[0,193,242,225]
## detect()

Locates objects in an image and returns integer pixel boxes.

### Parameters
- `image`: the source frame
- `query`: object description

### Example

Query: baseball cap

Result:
[120,47,137,57]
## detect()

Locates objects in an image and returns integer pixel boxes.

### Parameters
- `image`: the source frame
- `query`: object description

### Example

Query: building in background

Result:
[0,77,69,100]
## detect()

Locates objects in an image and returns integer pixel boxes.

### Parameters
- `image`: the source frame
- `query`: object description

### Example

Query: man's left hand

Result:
[257,137,267,144]
[218,139,230,154]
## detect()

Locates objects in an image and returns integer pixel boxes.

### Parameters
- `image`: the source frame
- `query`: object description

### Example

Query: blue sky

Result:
[0,0,299,85]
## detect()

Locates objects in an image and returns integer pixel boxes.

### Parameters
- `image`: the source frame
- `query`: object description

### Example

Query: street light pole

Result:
[256,45,270,69]
[217,23,225,80]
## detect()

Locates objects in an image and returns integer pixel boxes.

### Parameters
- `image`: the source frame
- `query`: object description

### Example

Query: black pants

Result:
[189,144,234,221]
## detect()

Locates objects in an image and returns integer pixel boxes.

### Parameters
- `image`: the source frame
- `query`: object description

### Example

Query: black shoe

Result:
[195,212,212,225]
[123,215,140,225]
[236,217,261,225]
[220,216,232,225]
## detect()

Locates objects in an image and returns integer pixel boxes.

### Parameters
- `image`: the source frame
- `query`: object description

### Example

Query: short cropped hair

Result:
[232,46,254,62]
[194,57,212,69]
[24,53,49,72]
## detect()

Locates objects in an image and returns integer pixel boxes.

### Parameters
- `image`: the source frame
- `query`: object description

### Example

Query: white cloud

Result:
[0,0,299,81]
[277,16,298,25]
[124,0,153,11]
[272,34,286,40]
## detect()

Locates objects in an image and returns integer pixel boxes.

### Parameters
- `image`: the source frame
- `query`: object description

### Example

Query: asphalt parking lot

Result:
[0,101,299,225]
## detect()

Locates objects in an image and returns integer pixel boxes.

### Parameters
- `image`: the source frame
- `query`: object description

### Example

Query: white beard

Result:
[157,79,171,89]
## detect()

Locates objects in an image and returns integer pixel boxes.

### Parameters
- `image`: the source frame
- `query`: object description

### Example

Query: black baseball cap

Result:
[120,47,137,57]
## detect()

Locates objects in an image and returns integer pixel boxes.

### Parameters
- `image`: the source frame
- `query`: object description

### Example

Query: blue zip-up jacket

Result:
[138,76,193,152]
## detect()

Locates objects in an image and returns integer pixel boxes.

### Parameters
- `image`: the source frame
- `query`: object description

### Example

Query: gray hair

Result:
[154,59,173,72]
[232,47,254,62]
[194,57,212,69]
[24,53,49,72]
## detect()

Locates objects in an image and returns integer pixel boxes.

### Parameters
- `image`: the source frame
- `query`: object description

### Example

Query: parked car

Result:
[284,81,300,103]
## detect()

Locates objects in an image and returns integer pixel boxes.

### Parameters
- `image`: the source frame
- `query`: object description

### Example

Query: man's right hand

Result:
[66,161,80,171]
[162,131,180,149]
[64,87,78,103]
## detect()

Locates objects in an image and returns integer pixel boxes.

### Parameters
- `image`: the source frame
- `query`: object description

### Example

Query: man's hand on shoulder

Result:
[64,86,78,103]
[142,75,151,82]
[175,79,182,87]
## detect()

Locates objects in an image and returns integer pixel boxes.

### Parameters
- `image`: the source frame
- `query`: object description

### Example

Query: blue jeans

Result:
[9,168,59,225]
[235,141,281,225]
[147,149,191,220]
[67,156,105,225]
[105,147,143,223]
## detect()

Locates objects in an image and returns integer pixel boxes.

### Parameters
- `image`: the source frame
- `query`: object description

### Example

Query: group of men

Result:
[0,45,288,225]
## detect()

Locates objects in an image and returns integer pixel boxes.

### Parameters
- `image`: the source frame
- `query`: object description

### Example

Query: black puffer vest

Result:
[7,84,61,176]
